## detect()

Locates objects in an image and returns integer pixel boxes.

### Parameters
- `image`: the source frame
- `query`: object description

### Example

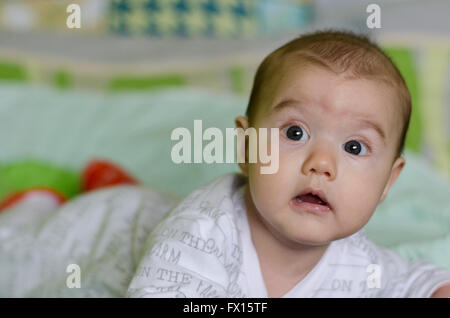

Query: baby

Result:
[127,30,450,298]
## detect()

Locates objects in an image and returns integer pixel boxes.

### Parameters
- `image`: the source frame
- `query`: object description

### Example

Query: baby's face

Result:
[236,61,405,246]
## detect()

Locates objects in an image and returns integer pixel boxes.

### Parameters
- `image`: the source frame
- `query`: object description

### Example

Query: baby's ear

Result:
[379,156,406,204]
[234,116,249,177]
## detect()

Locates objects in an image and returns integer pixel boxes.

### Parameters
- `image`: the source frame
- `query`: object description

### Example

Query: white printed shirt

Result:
[127,173,450,298]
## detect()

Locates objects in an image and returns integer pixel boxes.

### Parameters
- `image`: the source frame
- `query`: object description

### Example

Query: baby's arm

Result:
[431,284,450,298]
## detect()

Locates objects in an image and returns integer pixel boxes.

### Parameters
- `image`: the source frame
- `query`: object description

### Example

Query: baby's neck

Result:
[244,185,330,297]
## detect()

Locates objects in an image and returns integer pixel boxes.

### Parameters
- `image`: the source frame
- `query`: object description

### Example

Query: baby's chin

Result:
[277,214,364,246]
[296,228,363,246]
[287,232,337,247]
[266,219,336,247]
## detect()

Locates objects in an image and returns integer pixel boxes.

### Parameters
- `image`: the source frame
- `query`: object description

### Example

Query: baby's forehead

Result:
[271,66,398,113]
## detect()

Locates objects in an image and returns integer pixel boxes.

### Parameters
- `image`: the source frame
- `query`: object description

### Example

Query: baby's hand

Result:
[431,284,450,298]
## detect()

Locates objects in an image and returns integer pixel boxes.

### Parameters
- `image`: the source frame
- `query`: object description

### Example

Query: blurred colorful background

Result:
[0,0,449,198]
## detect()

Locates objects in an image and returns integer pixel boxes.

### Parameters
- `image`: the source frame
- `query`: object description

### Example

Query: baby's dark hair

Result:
[245,30,411,159]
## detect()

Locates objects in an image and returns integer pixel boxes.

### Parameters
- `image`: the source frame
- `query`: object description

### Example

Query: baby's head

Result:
[235,30,411,246]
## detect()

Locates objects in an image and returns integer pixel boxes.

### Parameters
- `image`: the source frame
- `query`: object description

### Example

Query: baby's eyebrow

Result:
[353,117,386,144]
[271,99,302,113]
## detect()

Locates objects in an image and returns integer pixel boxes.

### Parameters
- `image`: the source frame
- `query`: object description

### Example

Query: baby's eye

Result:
[284,125,308,141]
[343,140,368,156]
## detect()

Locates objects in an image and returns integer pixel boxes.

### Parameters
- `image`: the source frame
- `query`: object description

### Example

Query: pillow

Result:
[365,152,450,269]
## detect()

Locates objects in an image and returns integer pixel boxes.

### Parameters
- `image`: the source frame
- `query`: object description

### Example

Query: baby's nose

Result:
[301,146,337,180]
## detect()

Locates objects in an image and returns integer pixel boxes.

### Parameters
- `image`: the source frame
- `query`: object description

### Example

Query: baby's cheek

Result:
[249,170,287,209]
[340,179,382,225]
[250,173,276,201]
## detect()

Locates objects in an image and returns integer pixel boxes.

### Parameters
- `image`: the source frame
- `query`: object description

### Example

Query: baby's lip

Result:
[294,187,333,210]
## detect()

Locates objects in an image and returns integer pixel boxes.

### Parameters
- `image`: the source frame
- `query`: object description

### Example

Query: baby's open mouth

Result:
[295,193,328,206]
[292,188,333,212]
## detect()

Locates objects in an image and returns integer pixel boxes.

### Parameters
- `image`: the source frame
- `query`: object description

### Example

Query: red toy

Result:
[82,159,139,192]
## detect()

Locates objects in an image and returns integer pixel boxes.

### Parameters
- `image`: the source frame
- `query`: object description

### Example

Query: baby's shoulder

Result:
[307,231,398,297]
[337,230,406,266]
[323,230,450,297]
[333,230,409,277]
[154,174,244,240]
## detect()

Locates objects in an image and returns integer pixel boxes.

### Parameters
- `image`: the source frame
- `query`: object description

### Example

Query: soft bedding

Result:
[0,153,449,297]
[0,83,449,297]
[0,185,180,297]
